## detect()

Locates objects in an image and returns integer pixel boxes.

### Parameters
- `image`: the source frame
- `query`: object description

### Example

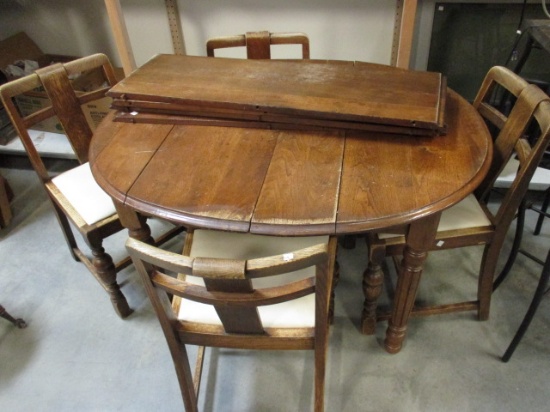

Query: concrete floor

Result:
[1,160,549,411]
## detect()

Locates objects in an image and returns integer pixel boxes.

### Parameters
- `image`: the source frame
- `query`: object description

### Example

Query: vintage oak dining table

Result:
[89,56,492,354]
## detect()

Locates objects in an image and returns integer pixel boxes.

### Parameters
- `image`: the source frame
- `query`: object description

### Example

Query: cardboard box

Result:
[14,93,113,133]
[0,32,44,73]
[0,32,77,79]
[0,32,120,139]
[0,32,75,141]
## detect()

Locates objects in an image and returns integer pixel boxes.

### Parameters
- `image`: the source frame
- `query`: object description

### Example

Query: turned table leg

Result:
[90,242,132,318]
[114,201,154,244]
[384,213,440,354]
[361,238,385,334]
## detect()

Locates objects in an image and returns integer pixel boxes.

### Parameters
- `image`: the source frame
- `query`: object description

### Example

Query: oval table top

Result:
[89,89,492,236]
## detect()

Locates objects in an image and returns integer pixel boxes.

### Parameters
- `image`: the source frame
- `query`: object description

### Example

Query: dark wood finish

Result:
[0,54,183,319]
[363,67,550,352]
[113,106,445,136]
[0,174,13,228]
[126,234,337,412]
[337,90,488,233]
[207,30,310,60]
[90,55,492,352]
[383,214,440,353]
[251,129,345,235]
[107,54,447,135]
[91,93,489,236]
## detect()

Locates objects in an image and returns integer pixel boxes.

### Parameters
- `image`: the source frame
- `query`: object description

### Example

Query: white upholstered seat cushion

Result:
[380,193,492,240]
[51,162,117,226]
[178,230,329,328]
[495,157,550,191]
[437,193,492,231]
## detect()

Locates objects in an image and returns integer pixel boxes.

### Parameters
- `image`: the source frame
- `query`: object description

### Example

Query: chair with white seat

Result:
[494,157,550,192]
[126,230,337,412]
[361,66,550,335]
[0,54,182,318]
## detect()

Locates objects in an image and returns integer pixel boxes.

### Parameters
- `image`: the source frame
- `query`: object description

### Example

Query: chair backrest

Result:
[126,236,331,337]
[472,66,529,125]
[472,67,538,198]
[472,67,550,231]
[206,30,310,59]
[497,95,550,217]
[0,54,118,183]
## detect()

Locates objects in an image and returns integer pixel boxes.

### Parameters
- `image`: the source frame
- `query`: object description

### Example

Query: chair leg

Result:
[193,346,206,396]
[533,187,550,235]
[50,200,80,262]
[502,249,550,362]
[494,199,527,291]
[314,237,337,412]
[90,243,132,318]
[171,341,199,411]
[477,240,505,321]
[361,239,385,334]
[314,339,327,412]
[0,305,27,328]
[328,260,340,324]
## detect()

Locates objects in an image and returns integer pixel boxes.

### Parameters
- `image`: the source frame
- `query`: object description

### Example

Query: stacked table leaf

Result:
[108,54,447,137]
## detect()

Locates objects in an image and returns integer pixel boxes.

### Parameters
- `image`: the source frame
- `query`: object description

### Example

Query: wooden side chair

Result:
[361,66,550,337]
[0,54,181,319]
[126,230,337,412]
[206,30,310,59]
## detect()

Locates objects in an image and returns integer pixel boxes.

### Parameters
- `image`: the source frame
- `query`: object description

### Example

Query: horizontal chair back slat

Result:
[127,238,327,335]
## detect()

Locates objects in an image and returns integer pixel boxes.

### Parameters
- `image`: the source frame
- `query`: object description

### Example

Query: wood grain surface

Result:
[91,90,491,236]
[108,54,447,135]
